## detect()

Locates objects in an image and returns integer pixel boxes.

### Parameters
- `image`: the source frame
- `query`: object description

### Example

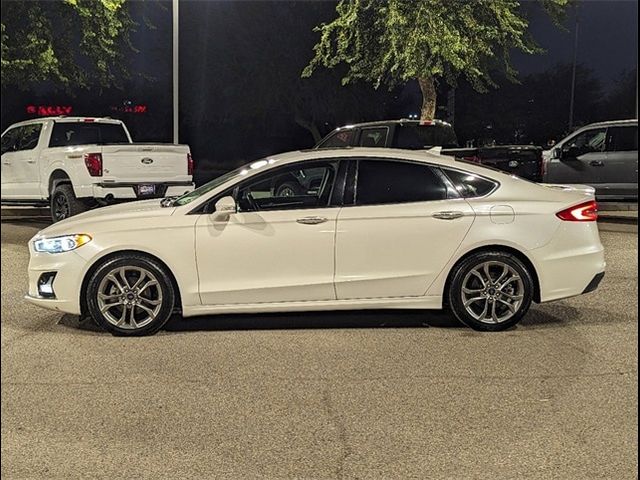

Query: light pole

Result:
[172,0,179,144]
[568,6,579,131]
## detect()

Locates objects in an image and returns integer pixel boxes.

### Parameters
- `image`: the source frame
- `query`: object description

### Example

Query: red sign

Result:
[110,104,147,114]
[26,105,73,116]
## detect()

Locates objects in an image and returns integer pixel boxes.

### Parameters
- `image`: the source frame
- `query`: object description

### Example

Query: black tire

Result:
[274,181,303,197]
[448,251,534,332]
[50,184,88,222]
[86,254,176,336]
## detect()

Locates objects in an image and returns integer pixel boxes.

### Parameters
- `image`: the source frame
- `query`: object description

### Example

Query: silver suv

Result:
[544,119,638,200]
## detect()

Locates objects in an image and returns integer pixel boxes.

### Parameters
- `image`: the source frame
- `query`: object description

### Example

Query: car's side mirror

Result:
[212,196,236,220]
[551,148,561,160]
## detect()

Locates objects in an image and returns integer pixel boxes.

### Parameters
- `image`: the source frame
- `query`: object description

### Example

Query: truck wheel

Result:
[50,184,88,222]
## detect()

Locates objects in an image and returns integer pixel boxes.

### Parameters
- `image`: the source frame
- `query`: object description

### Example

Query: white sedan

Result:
[26,148,605,336]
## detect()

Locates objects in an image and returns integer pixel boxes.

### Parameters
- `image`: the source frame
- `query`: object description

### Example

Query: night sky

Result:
[513,0,638,90]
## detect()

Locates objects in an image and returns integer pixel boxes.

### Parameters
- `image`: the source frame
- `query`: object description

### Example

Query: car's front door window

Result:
[237,161,338,212]
[566,128,606,154]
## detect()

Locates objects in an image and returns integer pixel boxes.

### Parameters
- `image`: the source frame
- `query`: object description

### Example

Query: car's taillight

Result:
[84,153,103,177]
[187,153,194,176]
[556,200,598,222]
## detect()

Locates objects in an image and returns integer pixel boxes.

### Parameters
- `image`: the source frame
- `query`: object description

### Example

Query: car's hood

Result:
[38,199,175,237]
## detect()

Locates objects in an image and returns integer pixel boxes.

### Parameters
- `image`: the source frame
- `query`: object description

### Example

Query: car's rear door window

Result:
[354,159,447,205]
[359,127,389,147]
[606,126,638,152]
[392,124,459,149]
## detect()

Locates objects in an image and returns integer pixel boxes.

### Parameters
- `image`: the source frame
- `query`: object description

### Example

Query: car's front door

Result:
[1,126,22,198]
[603,125,638,198]
[1,123,43,199]
[195,160,343,305]
[546,127,607,188]
[334,158,475,299]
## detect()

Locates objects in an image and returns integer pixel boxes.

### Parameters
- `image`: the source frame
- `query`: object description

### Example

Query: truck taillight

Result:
[84,153,103,177]
[556,200,598,222]
[187,153,194,176]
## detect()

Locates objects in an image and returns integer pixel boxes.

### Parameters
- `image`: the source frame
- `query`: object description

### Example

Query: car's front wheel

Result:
[448,251,534,331]
[86,254,176,336]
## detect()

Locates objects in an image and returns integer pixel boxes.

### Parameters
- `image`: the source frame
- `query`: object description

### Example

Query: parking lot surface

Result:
[1,219,637,479]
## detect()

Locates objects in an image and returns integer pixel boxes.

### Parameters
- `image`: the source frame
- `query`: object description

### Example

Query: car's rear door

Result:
[334,158,475,299]
[603,124,638,198]
[195,160,344,305]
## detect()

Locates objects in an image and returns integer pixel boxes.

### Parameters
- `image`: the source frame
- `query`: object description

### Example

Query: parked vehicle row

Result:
[544,119,638,200]
[25,148,605,336]
[1,117,194,222]
[315,119,545,182]
[316,118,638,201]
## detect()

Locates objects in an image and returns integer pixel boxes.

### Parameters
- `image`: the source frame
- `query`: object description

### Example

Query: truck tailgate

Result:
[100,144,190,182]
[477,146,543,181]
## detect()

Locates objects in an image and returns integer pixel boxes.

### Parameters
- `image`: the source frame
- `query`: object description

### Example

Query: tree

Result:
[303,0,569,120]
[1,0,134,90]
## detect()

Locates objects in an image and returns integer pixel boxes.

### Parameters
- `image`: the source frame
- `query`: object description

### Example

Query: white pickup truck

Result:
[1,116,194,221]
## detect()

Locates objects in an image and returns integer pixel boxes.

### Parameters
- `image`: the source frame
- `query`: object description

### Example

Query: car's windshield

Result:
[172,158,274,206]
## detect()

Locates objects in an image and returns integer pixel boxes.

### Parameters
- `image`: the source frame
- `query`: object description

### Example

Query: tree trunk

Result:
[418,76,437,120]
[295,115,322,144]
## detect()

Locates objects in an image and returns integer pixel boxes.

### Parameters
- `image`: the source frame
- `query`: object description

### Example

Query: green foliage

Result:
[303,0,570,92]
[1,0,134,90]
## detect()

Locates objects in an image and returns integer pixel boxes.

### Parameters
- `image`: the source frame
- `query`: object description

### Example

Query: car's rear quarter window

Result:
[442,168,498,198]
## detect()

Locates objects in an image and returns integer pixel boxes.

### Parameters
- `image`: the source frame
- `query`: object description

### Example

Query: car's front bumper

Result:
[25,248,86,315]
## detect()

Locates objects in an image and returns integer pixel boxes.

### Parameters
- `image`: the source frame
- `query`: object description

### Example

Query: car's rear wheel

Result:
[86,254,175,336]
[448,251,534,331]
[50,184,88,222]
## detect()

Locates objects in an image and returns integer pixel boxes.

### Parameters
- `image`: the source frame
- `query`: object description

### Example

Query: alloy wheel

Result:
[461,261,525,324]
[96,266,163,330]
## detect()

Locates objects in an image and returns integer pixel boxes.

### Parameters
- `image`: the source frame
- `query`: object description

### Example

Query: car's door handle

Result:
[26,160,36,164]
[590,160,604,167]
[433,211,465,220]
[296,216,328,225]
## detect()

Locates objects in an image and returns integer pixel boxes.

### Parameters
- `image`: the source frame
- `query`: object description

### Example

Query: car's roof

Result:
[580,118,637,129]
[329,118,453,131]
[6,116,123,128]
[265,147,489,173]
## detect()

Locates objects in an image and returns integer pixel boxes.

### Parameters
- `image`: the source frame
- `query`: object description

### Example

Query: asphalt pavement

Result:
[1,218,637,479]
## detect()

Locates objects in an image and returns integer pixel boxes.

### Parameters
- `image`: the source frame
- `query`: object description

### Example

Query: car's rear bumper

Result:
[74,181,194,200]
[530,222,606,302]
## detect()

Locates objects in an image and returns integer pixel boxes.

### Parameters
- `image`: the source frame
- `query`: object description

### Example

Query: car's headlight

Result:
[33,234,92,254]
